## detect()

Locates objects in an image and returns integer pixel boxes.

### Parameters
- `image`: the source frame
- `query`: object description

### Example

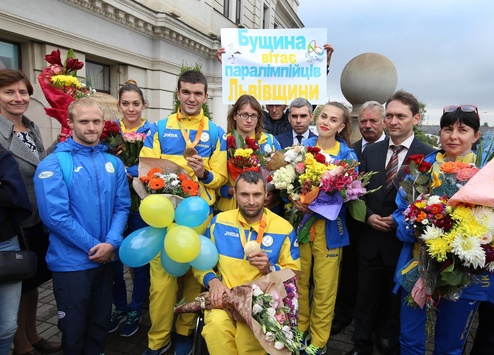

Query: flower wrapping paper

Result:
[174,268,300,355]
[448,158,494,207]
[132,157,192,208]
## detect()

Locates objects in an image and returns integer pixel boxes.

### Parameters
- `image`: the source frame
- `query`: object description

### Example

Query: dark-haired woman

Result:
[109,80,154,338]
[394,105,494,354]
[217,94,281,212]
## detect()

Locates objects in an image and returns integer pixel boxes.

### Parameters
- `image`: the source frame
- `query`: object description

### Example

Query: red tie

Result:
[385,145,404,191]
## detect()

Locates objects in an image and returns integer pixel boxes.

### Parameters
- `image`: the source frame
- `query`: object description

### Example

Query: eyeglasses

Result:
[443,105,478,114]
[236,112,260,120]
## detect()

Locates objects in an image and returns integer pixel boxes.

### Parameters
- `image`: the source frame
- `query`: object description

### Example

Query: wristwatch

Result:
[268,264,276,273]
[199,169,210,181]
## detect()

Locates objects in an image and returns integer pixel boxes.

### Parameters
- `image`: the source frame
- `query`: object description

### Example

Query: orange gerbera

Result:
[181,179,199,196]
[147,168,163,180]
[140,176,149,184]
[148,177,165,191]
[416,211,427,223]
[178,173,189,182]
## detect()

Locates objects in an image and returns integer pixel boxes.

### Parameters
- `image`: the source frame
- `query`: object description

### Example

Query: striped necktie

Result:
[385,145,404,191]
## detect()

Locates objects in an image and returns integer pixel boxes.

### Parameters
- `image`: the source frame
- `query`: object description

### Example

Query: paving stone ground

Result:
[16,267,477,354]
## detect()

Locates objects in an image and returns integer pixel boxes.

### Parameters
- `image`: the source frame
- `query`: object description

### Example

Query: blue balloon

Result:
[175,196,210,227]
[119,226,166,267]
[160,246,190,277]
[190,235,219,271]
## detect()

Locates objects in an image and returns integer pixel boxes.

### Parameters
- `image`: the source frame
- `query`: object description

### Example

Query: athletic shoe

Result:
[120,310,141,337]
[108,309,127,333]
[142,342,172,355]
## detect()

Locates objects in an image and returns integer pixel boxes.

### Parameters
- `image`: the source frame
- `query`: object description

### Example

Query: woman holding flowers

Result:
[0,69,62,354]
[109,80,154,338]
[216,94,281,212]
[293,102,357,355]
[393,105,494,354]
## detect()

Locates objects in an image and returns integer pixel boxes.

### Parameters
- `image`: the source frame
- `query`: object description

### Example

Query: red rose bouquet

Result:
[38,49,94,140]
[100,120,123,155]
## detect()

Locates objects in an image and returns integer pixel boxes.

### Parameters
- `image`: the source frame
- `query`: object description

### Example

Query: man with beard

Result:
[193,171,300,355]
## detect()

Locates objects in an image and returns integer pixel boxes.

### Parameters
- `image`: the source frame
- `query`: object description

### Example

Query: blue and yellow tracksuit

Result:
[216,132,281,212]
[194,208,300,354]
[393,150,494,355]
[298,137,358,349]
[140,111,228,350]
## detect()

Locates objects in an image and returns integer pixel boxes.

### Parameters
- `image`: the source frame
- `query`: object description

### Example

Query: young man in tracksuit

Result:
[139,70,228,355]
[34,97,130,354]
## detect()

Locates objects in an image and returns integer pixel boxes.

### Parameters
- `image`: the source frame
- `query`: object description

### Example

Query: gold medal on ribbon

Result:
[183,147,198,159]
[176,108,205,158]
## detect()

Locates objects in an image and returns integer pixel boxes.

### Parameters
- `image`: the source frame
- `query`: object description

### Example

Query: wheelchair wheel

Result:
[191,312,209,355]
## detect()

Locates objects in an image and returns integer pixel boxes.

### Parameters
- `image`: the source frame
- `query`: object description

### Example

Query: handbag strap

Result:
[18,228,31,251]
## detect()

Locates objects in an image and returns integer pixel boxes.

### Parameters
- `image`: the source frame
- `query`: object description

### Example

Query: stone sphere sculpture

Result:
[340,53,397,108]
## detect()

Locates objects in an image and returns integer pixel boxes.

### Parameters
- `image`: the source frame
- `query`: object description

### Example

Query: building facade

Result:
[0,0,303,144]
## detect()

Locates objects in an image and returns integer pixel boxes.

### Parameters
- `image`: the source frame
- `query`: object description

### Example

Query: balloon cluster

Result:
[119,195,219,276]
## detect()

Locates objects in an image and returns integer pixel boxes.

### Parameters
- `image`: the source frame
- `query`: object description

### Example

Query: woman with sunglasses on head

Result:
[393,105,494,355]
[216,94,281,212]
[292,102,357,355]
[109,80,154,338]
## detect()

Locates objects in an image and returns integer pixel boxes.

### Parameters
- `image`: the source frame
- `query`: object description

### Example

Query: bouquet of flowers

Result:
[117,132,147,167]
[174,268,302,355]
[139,168,199,197]
[226,129,267,181]
[271,145,377,241]
[100,120,124,155]
[38,49,94,140]
[251,278,301,353]
[398,154,494,333]
[133,157,200,208]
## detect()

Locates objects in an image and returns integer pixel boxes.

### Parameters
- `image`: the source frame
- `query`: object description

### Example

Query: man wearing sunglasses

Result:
[347,90,434,355]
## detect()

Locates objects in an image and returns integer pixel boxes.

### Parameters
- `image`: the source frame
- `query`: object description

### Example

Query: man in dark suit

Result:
[275,98,317,149]
[346,91,434,355]
[332,101,386,336]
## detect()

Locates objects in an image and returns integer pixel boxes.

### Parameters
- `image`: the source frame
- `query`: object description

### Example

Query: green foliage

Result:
[172,62,212,119]
[413,126,438,148]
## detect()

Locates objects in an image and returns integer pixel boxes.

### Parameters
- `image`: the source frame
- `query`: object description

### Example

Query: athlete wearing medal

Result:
[139,70,228,355]
[193,171,300,355]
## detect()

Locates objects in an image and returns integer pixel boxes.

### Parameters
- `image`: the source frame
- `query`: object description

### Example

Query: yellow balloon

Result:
[164,225,200,263]
[139,195,175,228]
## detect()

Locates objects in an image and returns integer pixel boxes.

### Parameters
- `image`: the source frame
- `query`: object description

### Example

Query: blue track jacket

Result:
[303,136,359,249]
[34,139,130,272]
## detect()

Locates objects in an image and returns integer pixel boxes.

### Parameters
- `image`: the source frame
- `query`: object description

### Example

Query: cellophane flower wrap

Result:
[226,129,267,180]
[399,153,494,334]
[174,269,302,355]
[133,157,199,208]
[270,145,377,244]
[38,49,94,140]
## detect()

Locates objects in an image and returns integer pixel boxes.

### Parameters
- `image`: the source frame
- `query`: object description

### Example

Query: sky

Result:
[297,0,494,126]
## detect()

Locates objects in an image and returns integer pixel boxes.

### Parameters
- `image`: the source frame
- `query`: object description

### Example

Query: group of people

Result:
[0,58,492,355]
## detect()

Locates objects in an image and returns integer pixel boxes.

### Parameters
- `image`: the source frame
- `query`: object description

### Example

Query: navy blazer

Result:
[359,136,435,265]
[275,130,317,149]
